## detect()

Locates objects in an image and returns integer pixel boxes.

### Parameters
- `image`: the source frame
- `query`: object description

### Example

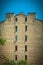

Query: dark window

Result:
[15,46,17,51]
[25,25,27,31]
[15,55,17,61]
[25,35,27,41]
[15,18,17,21]
[25,55,27,60]
[25,17,27,21]
[25,45,27,52]
[15,35,18,42]
[15,26,17,32]
[8,18,11,21]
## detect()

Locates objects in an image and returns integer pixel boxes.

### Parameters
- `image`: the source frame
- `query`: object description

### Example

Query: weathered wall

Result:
[0,14,15,60]
[0,13,43,65]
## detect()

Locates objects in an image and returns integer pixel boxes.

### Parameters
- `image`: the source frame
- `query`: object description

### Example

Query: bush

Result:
[4,59,28,65]
[17,60,28,65]
[5,60,16,65]
[0,38,6,45]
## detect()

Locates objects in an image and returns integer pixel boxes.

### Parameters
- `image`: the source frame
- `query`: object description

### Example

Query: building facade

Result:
[0,13,43,65]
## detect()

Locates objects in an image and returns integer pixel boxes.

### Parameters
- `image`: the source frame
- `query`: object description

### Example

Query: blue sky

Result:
[0,0,43,22]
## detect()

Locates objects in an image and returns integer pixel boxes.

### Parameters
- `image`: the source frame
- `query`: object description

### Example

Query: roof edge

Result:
[0,12,43,23]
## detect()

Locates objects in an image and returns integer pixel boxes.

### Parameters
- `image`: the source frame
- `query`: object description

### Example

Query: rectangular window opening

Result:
[15,55,17,61]
[15,46,17,51]
[15,35,18,42]
[25,25,27,31]
[25,35,27,41]
[25,17,27,21]
[15,18,17,21]
[15,26,18,32]
[25,55,27,60]
[25,45,27,52]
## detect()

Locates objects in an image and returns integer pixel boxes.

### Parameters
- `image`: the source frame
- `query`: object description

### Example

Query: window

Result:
[25,25,27,31]
[8,17,11,21]
[25,17,27,21]
[15,46,17,51]
[15,18,17,21]
[15,26,18,32]
[25,45,27,52]
[15,55,17,61]
[25,35,27,41]
[25,55,27,60]
[15,35,18,42]
[7,15,11,21]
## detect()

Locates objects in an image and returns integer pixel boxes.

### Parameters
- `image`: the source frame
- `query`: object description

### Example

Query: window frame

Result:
[25,55,27,60]
[15,35,18,42]
[25,17,27,21]
[15,45,17,51]
[15,55,17,61]
[15,18,18,22]
[25,45,27,52]
[25,25,27,31]
[25,35,27,41]
[15,26,18,32]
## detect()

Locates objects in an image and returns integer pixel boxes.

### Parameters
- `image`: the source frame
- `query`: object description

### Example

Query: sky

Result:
[0,0,43,22]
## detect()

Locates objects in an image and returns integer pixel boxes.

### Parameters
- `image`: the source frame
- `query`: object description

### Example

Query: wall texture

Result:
[0,13,43,65]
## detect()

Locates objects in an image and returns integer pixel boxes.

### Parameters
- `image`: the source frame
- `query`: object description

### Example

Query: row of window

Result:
[15,35,27,42]
[15,25,27,32]
[15,55,27,61]
[15,17,27,22]
[15,17,27,61]
[15,45,27,52]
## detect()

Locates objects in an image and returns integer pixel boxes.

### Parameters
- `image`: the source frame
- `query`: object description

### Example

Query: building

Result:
[0,13,43,65]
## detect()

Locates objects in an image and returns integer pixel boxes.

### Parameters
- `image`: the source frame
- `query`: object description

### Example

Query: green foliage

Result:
[17,60,28,65]
[5,60,16,65]
[0,38,6,45]
[4,60,28,65]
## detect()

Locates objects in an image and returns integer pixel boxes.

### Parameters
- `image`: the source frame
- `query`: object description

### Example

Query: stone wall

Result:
[0,13,43,65]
